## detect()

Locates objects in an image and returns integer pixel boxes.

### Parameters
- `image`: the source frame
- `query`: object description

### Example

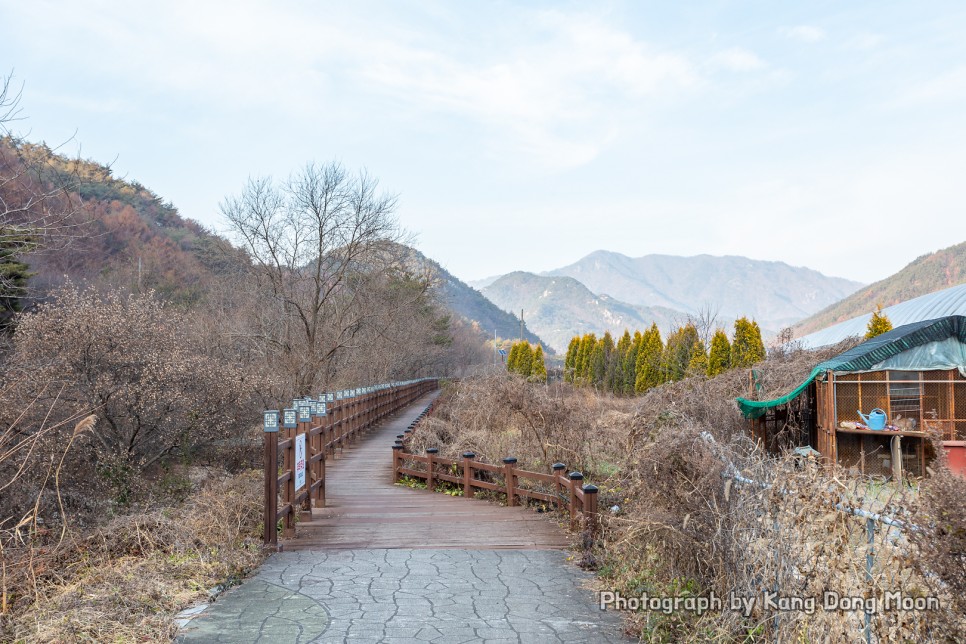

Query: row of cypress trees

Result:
[563,317,766,395]
[506,340,548,382]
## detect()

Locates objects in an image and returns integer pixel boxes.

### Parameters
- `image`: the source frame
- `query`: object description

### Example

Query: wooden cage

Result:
[815,368,966,477]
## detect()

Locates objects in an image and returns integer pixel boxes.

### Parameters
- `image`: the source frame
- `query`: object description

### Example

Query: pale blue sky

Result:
[2,1,965,284]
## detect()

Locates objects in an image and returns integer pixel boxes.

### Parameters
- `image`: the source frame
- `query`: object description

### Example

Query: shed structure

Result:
[738,316,966,478]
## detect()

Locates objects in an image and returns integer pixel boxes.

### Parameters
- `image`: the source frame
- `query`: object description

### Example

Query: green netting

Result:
[736,315,966,419]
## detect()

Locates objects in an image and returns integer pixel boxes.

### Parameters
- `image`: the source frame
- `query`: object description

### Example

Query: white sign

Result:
[294,433,306,492]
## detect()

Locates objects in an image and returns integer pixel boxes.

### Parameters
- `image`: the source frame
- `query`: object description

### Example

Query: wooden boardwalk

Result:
[285,392,572,550]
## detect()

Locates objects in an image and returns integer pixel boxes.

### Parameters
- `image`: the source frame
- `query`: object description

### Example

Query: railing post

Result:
[263,411,279,549]
[582,484,598,536]
[462,451,476,499]
[392,444,404,483]
[552,463,566,510]
[426,448,438,491]
[502,457,518,507]
[568,471,584,531]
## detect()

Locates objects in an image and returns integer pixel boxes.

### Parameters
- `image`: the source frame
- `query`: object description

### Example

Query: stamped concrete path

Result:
[177,392,627,643]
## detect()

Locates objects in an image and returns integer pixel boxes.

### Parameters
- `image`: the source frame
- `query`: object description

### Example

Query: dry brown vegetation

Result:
[415,346,966,642]
[1,470,263,642]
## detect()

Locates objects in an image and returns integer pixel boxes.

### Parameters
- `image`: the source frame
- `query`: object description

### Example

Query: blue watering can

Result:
[858,408,887,430]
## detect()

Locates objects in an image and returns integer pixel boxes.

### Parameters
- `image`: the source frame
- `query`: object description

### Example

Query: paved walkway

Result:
[177,393,627,643]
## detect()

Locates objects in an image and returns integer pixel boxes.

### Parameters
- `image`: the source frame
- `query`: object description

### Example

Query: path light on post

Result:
[263,410,279,548]
[568,471,584,531]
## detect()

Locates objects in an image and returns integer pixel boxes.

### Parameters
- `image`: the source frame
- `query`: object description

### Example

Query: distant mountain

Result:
[401,252,545,347]
[481,271,683,354]
[544,251,863,332]
[794,241,966,337]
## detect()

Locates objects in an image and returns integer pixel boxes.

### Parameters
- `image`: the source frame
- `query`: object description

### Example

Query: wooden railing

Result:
[262,378,438,548]
[391,411,599,535]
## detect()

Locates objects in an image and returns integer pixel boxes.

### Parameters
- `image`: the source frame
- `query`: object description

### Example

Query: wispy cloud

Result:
[780,25,827,43]
[709,48,767,72]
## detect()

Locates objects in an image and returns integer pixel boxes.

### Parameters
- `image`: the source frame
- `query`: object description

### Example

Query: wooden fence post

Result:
[462,451,476,499]
[552,462,566,510]
[263,411,279,549]
[582,483,598,536]
[426,448,438,491]
[392,444,404,483]
[502,457,518,506]
[568,471,583,531]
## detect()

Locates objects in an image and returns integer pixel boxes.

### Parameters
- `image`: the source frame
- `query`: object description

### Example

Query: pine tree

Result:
[662,323,700,382]
[731,317,766,368]
[687,339,708,377]
[707,329,731,377]
[635,324,664,393]
[517,342,534,377]
[624,331,643,394]
[865,305,893,339]
[563,336,580,382]
[576,333,597,384]
[0,229,35,333]
[506,342,520,373]
[530,345,548,382]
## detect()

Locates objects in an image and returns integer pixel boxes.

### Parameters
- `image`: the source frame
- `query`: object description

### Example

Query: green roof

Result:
[736,315,966,419]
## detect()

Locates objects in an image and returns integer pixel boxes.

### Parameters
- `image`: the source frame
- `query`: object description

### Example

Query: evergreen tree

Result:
[613,330,632,395]
[865,305,893,339]
[0,229,35,333]
[635,324,664,393]
[563,336,580,382]
[662,323,700,382]
[731,317,766,368]
[506,342,520,373]
[517,342,534,377]
[593,332,613,388]
[624,331,643,394]
[686,339,708,377]
[707,329,731,377]
[576,333,597,383]
[530,345,548,382]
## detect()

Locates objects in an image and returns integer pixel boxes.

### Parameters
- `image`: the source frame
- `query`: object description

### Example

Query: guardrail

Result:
[262,378,438,548]
[391,405,599,535]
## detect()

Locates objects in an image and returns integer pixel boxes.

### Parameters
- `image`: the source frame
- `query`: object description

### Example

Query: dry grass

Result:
[418,348,966,642]
[0,470,265,643]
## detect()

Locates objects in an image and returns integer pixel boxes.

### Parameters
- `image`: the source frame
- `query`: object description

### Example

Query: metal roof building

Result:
[797,282,966,349]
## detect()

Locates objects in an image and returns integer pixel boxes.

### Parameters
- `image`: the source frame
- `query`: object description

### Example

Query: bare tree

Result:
[221,161,414,396]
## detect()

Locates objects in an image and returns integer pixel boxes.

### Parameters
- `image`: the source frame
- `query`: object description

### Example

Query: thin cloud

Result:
[780,25,827,43]
[709,48,767,72]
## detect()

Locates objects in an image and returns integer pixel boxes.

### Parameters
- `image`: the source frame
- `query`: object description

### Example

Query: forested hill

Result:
[793,241,966,336]
[4,138,238,304]
[399,248,545,347]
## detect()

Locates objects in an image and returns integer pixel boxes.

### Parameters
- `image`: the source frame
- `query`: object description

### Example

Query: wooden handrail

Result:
[391,444,600,536]
[263,378,439,548]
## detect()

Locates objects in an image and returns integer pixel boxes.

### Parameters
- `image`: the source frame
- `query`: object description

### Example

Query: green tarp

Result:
[736,315,966,419]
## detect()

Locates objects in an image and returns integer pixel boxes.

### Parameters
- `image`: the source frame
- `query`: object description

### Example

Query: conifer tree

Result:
[517,342,534,377]
[530,345,548,382]
[0,229,36,333]
[564,336,580,382]
[687,339,708,377]
[594,332,613,388]
[506,342,520,373]
[707,329,731,377]
[662,323,700,382]
[865,305,893,339]
[624,331,643,394]
[635,324,664,393]
[614,330,632,395]
[576,333,597,383]
[731,317,766,368]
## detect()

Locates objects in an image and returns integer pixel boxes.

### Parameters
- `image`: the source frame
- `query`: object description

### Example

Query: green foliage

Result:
[564,336,580,382]
[530,345,548,382]
[635,324,664,393]
[576,333,597,383]
[707,329,731,377]
[686,339,708,378]
[0,228,35,332]
[506,342,521,372]
[661,323,700,383]
[866,305,894,339]
[624,331,643,395]
[731,317,766,368]
[517,342,534,377]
